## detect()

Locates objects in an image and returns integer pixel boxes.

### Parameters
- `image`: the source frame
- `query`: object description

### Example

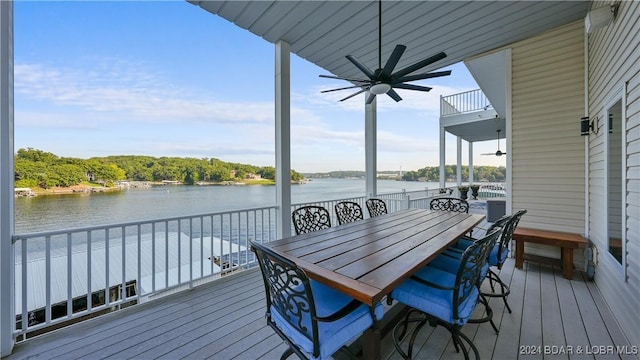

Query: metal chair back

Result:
[430,197,469,213]
[334,201,364,225]
[292,205,331,235]
[365,198,388,217]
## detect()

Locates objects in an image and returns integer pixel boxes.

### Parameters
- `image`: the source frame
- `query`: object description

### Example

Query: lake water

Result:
[15,179,452,234]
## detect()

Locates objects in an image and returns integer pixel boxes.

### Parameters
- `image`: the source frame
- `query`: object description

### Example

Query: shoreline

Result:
[17,179,285,197]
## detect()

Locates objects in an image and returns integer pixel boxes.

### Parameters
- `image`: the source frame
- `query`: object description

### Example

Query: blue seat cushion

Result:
[489,245,508,266]
[426,254,490,281]
[453,237,475,250]
[270,280,384,360]
[391,266,479,326]
[453,238,508,267]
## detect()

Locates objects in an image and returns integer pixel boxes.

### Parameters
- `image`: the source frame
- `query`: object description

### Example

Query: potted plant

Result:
[457,185,469,200]
[470,184,480,200]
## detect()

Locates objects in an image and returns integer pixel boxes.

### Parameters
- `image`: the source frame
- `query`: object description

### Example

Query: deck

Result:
[7,256,636,360]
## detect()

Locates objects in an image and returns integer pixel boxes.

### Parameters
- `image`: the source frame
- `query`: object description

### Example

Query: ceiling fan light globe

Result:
[370,83,391,95]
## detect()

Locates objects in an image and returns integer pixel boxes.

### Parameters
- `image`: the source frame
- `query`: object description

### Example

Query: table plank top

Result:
[266,208,485,306]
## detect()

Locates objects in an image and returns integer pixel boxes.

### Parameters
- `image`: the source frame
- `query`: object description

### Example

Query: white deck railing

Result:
[10,185,480,338]
[440,89,492,116]
[12,206,276,338]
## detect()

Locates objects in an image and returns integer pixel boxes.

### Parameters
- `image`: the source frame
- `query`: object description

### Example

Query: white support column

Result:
[365,93,377,198]
[0,1,15,356]
[275,40,291,239]
[439,126,446,190]
[456,136,462,186]
[468,142,474,184]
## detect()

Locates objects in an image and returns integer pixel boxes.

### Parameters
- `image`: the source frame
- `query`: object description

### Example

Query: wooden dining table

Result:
[264,208,485,359]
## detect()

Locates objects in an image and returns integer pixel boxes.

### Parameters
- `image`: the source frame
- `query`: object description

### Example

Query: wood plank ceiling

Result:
[189,1,590,81]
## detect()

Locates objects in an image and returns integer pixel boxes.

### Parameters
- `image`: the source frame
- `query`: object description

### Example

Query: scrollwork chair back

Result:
[292,205,331,235]
[334,201,364,225]
[430,197,470,213]
[365,198,388,218]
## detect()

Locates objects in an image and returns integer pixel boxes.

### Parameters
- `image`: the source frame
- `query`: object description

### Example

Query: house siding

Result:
[588,0,640,346]
[510,21,586,262]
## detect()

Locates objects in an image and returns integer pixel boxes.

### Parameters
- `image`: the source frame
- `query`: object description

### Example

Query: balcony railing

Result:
[12,206,277,338]
[10,185,488,339]
[440,89,492,116]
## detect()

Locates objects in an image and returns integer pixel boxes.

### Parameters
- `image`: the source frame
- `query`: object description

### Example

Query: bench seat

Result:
[513,227,587,280]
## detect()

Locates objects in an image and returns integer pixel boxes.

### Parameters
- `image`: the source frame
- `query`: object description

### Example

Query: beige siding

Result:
[511,21,586,235]
[588,0,640,346]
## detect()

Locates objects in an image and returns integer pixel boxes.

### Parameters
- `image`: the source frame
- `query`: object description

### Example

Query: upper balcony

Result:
[440,89,504,144]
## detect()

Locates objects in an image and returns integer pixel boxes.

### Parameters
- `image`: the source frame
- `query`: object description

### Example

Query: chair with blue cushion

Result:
[334,201,364,225]
[365,198,388,217]
[390,227,501,359]
[251,240,384,360]
[292,205,332,235]
[449,209,527,313]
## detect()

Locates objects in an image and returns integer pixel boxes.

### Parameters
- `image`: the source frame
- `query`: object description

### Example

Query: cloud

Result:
[15,61,275,125]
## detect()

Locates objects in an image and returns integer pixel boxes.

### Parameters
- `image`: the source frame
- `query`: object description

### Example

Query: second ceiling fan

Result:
[320,0,451,104]
[482,129,507,157]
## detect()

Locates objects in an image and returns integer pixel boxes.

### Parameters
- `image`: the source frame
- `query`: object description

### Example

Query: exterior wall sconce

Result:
[585,4,619,33]
[581,116,599,136]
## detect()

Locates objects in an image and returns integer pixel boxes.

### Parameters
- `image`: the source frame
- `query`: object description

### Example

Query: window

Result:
[605,88,625,275]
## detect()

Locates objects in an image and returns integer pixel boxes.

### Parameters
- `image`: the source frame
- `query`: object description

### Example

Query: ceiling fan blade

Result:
[391,51,447,79]
[365,92,377,104]
[381,45,406,77]
[346,55,376,80]
[340,88,368,102]
[386,88,402,102]
[321,84,367,93]
[393,83,432,92]
[319,74,370,83]
[394,70,452,83]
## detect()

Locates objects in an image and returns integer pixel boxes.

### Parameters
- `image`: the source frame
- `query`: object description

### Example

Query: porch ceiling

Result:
[190,1,590,83]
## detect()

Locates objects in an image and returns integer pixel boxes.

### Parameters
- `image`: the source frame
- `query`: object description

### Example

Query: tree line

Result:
[14,148,304,189]
[401,165,506,182]
[303,166,506,182]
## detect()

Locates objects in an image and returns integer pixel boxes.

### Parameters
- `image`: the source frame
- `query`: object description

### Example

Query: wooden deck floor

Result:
[7,256,636,360]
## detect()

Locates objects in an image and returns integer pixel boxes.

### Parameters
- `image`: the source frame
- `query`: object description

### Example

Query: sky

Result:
[14,1,505,173]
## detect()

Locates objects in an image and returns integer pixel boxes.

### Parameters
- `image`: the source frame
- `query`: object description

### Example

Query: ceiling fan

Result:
[319,0,451,104]
[482,129,507,157]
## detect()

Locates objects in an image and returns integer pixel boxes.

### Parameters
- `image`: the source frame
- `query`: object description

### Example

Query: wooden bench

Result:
[513,227,588,280]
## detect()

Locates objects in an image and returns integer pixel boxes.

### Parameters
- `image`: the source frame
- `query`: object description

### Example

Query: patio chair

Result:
[292,205,331,235]
[365,198,388,217]
[390,227,501,359]
[334,201,364,225]
[429,197,470,213]
[450,209,528,313]
[250,240,384,360]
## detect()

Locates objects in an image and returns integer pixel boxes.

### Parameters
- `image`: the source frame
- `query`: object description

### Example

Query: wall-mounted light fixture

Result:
[585,4,619,33]
[581,116,599,136]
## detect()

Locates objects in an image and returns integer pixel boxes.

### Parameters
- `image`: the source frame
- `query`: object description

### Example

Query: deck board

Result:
[540,265,568,360]
[7,257,634,360]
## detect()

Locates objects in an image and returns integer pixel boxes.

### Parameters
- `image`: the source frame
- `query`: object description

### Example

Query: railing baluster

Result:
[177,221,181,287]
[21,240,27,333]
[151,223,156,293]
[66,233,72,321]
[188,218,193,289]
[209,215,214,275]
[199,216,204,281]
[121,227,126,303]
[137,224,142,301]
[87,231,92,312]
[105,228,110,308]
[164,221,169,289]
[45,236,51,324]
